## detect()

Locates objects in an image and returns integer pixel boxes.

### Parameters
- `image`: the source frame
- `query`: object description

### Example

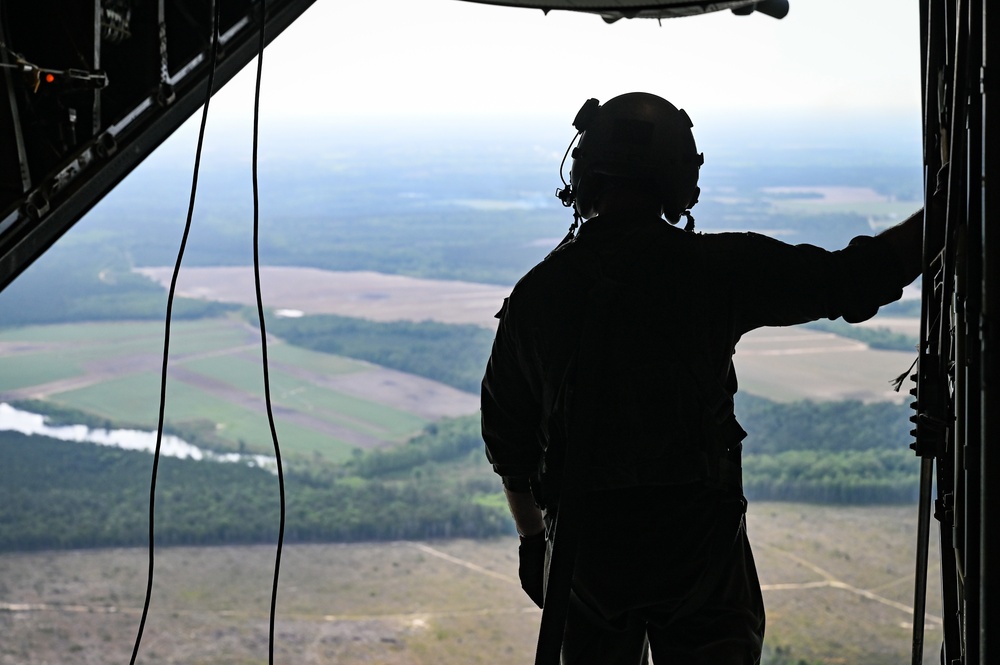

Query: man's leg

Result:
[645,523,765,665]
[561,588,649,665]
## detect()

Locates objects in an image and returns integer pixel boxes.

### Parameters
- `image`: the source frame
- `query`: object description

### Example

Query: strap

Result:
[533,278,618,665]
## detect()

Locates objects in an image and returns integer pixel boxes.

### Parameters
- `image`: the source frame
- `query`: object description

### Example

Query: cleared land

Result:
[857,316,922,337]
[0,503,942,665]
[136,266,512,329]
[735,327,916,403]
[762,187,922,223]
[761,186,898,204]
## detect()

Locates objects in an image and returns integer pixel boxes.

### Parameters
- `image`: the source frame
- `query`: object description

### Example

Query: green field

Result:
[0,353,83,391]
[0,318,440,461]
[51,371,367,458]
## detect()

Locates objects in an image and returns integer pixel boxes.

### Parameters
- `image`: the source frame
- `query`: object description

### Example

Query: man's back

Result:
[483,210,907,497]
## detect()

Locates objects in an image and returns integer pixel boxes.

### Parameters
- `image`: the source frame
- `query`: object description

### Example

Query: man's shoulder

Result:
[697,229,783,246]
[515,240,597,286]
[508,227,787,294]
[501,242,603,323]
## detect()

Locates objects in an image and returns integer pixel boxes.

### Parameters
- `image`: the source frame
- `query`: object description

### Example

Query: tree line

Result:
[801,318,918,352]
[736,393,919,503]
[261,313,496,394]
[0,248,236,329]
[0,423,507,552]
[1,394,922,551]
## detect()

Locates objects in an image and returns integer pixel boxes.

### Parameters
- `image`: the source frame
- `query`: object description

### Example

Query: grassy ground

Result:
[0,318,457,461]
[0,353,83,392]
[0,503,943,665]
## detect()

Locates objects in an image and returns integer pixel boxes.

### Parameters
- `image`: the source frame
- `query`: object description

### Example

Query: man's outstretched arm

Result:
[877,168,948,282]
[876,208,925,282]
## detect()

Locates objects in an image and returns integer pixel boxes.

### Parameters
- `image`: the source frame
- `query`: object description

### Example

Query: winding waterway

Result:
[0,402,274,469]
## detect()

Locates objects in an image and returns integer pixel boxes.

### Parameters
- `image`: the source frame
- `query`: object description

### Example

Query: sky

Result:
[207,0,923,131]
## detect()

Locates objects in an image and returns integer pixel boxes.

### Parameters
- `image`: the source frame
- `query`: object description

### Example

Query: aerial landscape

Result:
[0,100,938,663]
[0,0,942,648]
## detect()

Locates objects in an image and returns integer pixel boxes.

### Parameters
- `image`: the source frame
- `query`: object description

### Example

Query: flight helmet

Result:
[564,92,703,224]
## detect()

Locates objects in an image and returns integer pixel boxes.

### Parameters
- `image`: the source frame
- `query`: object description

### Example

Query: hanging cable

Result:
[249,2,288,664]
[128,2,221,663]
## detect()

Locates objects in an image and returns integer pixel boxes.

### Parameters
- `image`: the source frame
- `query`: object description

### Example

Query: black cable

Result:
[128,2,221,663]
[248,2,288,664]
[557,131,579,191]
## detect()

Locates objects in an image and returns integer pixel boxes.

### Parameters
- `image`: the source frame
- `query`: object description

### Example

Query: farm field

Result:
[136,266,513,329]
[857,316,921,337]
[0,269,918,462]
[140,266,921,403]
[0,317,477,461]
[734,326,916,403]
[0,502,942,665]
[0,266,920,472]
[762,186,921,222]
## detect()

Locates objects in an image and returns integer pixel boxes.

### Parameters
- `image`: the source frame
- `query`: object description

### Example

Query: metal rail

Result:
[912,1,995,663]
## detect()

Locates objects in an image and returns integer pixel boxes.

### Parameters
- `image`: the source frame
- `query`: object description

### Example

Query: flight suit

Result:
[481,212,911,664]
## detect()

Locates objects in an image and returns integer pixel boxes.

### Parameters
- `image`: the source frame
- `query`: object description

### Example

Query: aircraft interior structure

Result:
[0,1,996,663]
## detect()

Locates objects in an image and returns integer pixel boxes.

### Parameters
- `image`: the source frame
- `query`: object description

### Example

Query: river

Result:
[0,402,274,469]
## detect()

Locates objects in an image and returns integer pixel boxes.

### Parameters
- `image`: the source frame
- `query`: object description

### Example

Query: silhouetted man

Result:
[481,92,927,664]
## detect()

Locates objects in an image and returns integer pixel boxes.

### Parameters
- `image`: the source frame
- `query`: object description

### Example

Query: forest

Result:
[0,418,506,551]
[0,392,919,552]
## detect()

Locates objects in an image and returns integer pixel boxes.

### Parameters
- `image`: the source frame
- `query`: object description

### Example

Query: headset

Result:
[555,93,703,233]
